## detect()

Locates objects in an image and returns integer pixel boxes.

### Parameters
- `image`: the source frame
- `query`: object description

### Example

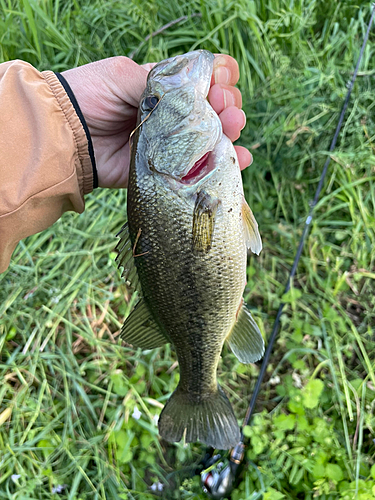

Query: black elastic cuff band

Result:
[55,72,98,189]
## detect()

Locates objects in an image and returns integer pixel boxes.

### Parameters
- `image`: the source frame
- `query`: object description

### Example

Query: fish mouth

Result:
[180,151,215,185]
[148,50,214,98]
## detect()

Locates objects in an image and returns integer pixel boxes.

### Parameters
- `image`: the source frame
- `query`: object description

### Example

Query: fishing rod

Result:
[197,4,375,498]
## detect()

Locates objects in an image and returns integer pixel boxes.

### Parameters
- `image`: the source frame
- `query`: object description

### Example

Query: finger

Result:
[219,106,246,142]
[142,62,156,72]
[208,83,242,115]
[235,146,253,170]
[211,54,240,86]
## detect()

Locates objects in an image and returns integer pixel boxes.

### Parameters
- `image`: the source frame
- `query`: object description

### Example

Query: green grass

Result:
[1,1,375,499]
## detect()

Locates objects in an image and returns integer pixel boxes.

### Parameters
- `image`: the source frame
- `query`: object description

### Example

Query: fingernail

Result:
[223,89,235,108]
[214,65,230,84]
[240,109,247,130]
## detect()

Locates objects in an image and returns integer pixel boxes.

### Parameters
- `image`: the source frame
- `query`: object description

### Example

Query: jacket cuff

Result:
[54,72,98,189]
[42,70,97,195]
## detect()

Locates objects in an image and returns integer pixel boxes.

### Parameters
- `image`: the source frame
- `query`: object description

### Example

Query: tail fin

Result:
[158,385,240,450]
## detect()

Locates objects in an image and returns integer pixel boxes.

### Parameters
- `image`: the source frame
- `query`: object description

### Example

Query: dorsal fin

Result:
[121,298,169,349]
[115,222,141,292]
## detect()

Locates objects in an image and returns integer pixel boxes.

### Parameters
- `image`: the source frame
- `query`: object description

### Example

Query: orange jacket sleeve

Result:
[0,60,95,273]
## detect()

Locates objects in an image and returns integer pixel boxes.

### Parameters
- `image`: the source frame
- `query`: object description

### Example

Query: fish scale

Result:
[117,50,264,449]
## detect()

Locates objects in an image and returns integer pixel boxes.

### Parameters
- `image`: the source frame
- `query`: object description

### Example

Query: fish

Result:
[116,50,264,450]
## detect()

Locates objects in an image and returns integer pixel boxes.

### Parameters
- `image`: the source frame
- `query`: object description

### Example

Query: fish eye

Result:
[143,95,159,111]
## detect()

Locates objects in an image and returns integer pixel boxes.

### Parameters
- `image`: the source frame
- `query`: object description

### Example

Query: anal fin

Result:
[121,299,169,349]
[226,304,264,363]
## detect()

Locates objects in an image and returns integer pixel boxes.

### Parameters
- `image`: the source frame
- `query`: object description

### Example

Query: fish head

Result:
[137,50,222,184]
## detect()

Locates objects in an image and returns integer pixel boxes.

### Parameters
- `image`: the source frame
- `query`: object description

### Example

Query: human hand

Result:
[62,55,252,189]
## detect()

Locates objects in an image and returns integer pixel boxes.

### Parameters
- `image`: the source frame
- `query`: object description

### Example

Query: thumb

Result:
[104,57,152,108]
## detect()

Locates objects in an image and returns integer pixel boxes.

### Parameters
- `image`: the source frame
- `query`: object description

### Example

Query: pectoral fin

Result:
[242,197,262,255]
[226,304,265,363]
[121,299,170,349]
[115,222,141,292]
[192,191,220,252]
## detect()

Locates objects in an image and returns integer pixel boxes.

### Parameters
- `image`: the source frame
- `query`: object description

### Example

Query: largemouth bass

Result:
[116,50,264,450]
